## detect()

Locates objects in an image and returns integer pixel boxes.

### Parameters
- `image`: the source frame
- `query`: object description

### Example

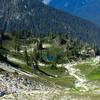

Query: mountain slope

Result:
[40,0,100,26]
[0,0,100,47]
[40,0,93,12]
[74,0,100,27]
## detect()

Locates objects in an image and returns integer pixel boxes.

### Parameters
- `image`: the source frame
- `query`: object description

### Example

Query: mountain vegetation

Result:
[74,0,100,27]
[40,0,100,27]
[0,29,99,69]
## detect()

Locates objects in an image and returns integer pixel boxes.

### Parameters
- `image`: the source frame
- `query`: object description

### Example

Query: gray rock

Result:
[0,91,5,97]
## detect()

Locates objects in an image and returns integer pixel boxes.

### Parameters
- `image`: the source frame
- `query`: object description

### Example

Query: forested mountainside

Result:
[74,0,100,27]
[40,0,100,27]
[0,0,100,47]
[39,0,93,12]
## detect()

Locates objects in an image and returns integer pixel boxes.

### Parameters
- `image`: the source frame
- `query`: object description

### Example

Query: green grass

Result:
[8,60,35,73]
[6,49,76,89]
[74,64,94,75]
[9,59,76,88]
[87,73,100,80]
[75,62,100,81]
[8,51,25,61]
[39,66,66,76]
[38,66,76,88]
[49,76,75,88]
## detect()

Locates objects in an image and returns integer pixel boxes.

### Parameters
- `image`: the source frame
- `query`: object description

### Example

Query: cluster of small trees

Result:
[23,31,100,70]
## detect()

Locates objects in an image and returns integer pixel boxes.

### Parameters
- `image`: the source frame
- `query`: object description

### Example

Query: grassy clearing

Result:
[87,73,100,80]
[6,57,76,88]
[75,62,100,81]
[38,66,76,88]
[74,64,94,75]
[86,65,100,80]
[9,59,76,88]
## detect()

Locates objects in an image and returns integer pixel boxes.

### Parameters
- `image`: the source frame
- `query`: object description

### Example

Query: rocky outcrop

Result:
[0,61,57,98]
[0,72,55,97]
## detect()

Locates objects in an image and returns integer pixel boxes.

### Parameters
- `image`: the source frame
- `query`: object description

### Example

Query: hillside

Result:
[40,0,93,12]
[40,0,100,27]
[75,0,100,27]
[0,32,100,99]
[0,0,100,47]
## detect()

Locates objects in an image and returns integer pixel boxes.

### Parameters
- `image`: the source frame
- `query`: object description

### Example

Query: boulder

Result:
[0,91,5,97]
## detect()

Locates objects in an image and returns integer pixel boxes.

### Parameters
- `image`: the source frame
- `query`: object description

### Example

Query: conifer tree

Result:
[33,48,39,69]
[0,29,4,49]
[24,47,29,66]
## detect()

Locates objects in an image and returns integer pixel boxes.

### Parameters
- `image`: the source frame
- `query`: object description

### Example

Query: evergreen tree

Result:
[0,29,4,49]
[37,33,43,50]
[30,29,35,37]
[24,47,29,66]
[51,56,57,69]
[12,30,21,52]
[11,30,17,37]
[33,48,39,69]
